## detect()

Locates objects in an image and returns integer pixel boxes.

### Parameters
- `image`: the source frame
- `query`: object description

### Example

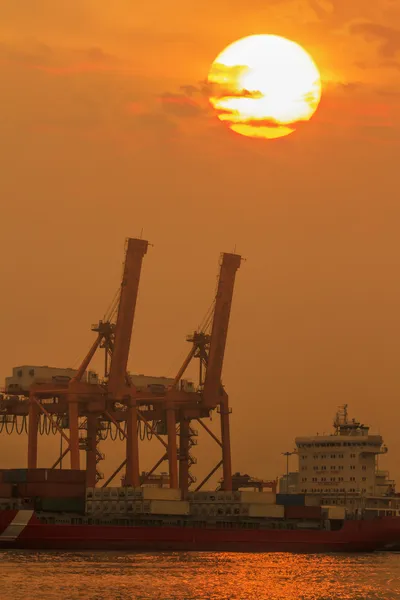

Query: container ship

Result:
[2,239,400,553]
[1,468,400,553]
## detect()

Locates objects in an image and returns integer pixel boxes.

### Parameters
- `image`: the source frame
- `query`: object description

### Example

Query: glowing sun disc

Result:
[208,34,322,139]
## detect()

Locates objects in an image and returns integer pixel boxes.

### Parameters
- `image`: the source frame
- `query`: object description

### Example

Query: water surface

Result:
[1,551,400,599]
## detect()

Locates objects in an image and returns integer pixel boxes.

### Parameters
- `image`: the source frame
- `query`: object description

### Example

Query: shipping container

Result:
[188,491,276,505]
[136,487,182,501]
[0,483,13,498]
[284,505,322,520]
[304,495,321,507]
[39,497,85,513]
[26,469,49,483]
[247,504,285,518]
[237,492,276,505]
[46,469,87,484]
[322,506,346,520]
[276,494,305,507]
[4,469,28,483]
[17,482,85,499]
[143,500,190,515]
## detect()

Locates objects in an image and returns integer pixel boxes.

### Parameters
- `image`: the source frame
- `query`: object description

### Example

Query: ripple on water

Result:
[1,551,400,600]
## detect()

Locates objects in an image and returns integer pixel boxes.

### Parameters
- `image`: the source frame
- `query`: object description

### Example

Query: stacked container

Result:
[0,469,86,512]
[85,487,189,516]
[187,490,284,519]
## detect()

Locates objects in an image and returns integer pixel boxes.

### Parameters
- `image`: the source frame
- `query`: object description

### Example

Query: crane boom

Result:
[203,252,241,407]
[108,238,148,397]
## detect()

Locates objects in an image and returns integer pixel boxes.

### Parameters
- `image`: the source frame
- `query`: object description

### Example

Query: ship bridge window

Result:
[29,369,35,376]
[17,370,22,377]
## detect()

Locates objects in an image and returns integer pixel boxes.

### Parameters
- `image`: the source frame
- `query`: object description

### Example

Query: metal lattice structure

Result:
[0,239,242,495]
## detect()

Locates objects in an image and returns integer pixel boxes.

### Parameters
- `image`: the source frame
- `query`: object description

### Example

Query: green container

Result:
[40,497,85,513]
[4,469,28,483]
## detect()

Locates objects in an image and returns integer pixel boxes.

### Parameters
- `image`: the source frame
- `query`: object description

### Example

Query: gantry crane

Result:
[0,239,241,494]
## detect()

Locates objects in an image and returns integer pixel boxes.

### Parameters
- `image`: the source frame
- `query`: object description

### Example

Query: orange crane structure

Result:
[0,239,242,494]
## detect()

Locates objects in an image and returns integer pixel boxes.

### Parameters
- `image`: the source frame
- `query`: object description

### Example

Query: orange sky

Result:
[1,1,400,485]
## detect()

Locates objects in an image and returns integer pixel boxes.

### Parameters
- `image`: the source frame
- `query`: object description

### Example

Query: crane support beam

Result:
[51,447,70,470]
[195,417,223,447]
[220,394,232,490]
[86,415,98,487]
[140,453,168,486]
[195,460,223,492]
[27,395,39,469]
[203,252,241,407]
[108,238,148,398]
[71,333,103,384]
[125,397,140,487]
[166,406,178,489]
[102,459,127,488]
[179,415,190,498]
[68,394,80,470]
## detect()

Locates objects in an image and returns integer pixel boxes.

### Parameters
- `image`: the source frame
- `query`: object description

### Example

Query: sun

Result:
[208,35,321,140]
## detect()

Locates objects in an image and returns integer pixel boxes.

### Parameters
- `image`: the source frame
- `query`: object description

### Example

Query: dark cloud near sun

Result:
[159,93,205,117]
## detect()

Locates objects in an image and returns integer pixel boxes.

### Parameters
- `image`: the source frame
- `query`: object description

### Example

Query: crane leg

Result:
[220,395,232,490]
[28,395,39,469]
[125,398,140,487]
[166,406,178,489]
[68,394,80,470]
[179,415,190,498]
[86,415,98,487]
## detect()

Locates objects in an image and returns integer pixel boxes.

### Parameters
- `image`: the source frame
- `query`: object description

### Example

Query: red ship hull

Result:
[1,510,400,553]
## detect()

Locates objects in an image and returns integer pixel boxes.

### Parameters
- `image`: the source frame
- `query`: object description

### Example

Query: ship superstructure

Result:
[293,405,398,516]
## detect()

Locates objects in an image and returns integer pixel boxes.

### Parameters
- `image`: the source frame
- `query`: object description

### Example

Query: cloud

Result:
[159,93,204,117]
[350,22,400,58]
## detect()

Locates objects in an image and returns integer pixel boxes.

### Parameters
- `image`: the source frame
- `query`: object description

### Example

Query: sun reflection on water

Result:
[1,551,400,600]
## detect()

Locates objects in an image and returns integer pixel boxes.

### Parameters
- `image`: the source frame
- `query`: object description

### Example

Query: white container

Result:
[323,506,346,520]
[237,492,276,505]
[247,504,285,518]
[135,487,182,501]
[146,500,190,515]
